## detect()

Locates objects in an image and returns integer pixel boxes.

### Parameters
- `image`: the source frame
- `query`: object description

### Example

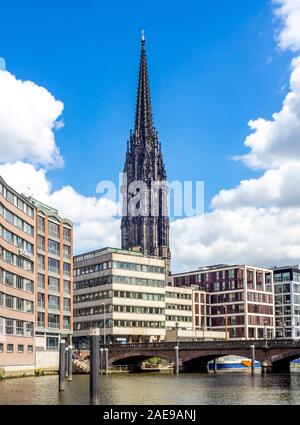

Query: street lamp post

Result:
[263,318,268,348]
[102,302,106,346]
[282,320,286,339]
[224,306,229,340]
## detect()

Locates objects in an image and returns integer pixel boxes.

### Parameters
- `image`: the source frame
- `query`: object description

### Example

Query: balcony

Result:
[48,267,59,275]
[48,305,60,313]
[48,322,59,329]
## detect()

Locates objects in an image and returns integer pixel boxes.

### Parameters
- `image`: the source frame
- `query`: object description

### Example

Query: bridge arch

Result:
[270,351,300,372]
[180,349,261,372]
[108,351,174,368]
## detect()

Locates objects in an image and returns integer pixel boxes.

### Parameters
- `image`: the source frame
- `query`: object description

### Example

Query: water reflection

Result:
[1,371,300,405]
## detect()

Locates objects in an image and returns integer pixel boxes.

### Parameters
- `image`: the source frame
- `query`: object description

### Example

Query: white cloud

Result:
[211,161,300,209]
[235,55,300,170]
[171,207,300,272]
[0,69,63,167]
[274,0,300,52]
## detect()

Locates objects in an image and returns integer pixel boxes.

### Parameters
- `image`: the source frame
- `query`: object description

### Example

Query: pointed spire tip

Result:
[141,29,145,44]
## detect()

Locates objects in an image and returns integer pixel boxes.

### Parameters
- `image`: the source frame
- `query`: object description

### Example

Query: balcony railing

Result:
[48,322,59,329]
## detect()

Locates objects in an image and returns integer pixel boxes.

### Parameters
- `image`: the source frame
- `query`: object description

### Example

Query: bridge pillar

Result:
[100,348,104,374]
[261,360,273,375]
[174,346,179,374]
[104,348,109,374]
[250,345,255,376]
[213,359,217,373]
[89,328,100,404]
[59,338,66,391]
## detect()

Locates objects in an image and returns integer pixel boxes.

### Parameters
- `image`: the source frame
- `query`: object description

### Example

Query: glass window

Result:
[46,336,58,350]
[63,262,71,276]
[7,344,14,353]
[63,245,71,259]
[48,276,59,292]
[48,221,60,238]
[18,344,24,353]
[48,258,59,274]
[38,255,45,271]
[28,345,33,353]
[48,239,60,256]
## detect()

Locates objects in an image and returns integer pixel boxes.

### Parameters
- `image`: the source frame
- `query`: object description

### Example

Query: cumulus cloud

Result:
[171,207,300,272]
[0,69,63,167]
[274,0,300,52]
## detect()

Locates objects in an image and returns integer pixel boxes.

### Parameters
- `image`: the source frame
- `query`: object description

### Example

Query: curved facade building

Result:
[0,176,35,373]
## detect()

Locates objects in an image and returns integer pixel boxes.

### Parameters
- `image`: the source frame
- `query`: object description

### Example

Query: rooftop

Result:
[74,246,166,263]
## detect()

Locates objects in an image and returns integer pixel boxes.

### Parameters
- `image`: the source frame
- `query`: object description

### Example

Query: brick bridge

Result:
[101,339,300,373]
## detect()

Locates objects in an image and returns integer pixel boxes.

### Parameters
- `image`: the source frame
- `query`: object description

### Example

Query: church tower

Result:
[121,32,171,261]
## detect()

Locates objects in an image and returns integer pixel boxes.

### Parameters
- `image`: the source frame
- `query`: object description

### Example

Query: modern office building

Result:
[172,264,275,340]
[73,248,167,345]
[30,198,73,368]
[272,265,300,339]
[164,285,193,330]
[0,176,35,374]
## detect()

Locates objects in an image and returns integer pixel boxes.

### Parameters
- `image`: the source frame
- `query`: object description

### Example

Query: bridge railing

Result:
[98,339,300,351]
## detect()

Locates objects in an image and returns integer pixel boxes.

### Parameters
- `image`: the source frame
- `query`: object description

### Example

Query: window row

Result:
[166,304,192,311]
[74,275,112,291]
[247,292,273,304]
[210,304,245,315]
[74,319,113,330]
[38,256,71,275]
[166,315,192,322]
[0,182,34,218]
[0,342,33,354]
[113,275,165,288]
[0,224,34,255]
[113,305,165,315]
[37,216,71,241]
[74,261,165,277]
[74,304,112,317]
[38,274,71,294]
[210,292,245,304]
[37,293,71,311]
[113,291,165,302]
[37,236,71,259]
[165,292,192,300]
[0,247,33,272]
[0,317,33,336]
[74,290,113,304]
[37,312,70,329]
[0,292,34,313]
[0,268,34,293]
[247,304,274,315]
[248,316,273,326]
[275,272,292,282]
[0,203,34,235]
[113,320,165,329]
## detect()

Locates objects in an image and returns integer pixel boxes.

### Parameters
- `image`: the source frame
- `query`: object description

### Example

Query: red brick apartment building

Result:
[172,264,275,339]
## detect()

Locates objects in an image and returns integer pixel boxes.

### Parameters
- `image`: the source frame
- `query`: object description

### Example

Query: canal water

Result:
[1,371,300,405]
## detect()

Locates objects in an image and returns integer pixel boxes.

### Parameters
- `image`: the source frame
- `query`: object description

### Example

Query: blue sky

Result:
[1,0,300,270]
[0,0,293,209]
